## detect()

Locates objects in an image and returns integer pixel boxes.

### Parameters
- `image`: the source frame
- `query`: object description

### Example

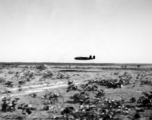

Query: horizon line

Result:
[0,62,151,65]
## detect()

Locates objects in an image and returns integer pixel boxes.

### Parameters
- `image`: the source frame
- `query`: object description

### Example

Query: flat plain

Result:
[0,63,152,120]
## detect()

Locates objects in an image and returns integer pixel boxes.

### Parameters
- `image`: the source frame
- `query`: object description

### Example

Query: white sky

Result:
[0,0,152,63]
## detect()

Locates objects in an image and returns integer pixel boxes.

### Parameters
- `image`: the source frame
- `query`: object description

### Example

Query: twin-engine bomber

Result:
[74,55,95,60]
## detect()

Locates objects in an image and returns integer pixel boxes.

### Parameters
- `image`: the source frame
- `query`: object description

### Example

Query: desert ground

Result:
[0,63,152,120]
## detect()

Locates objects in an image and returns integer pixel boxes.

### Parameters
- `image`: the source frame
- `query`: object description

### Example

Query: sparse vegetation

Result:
[0,64,151,119]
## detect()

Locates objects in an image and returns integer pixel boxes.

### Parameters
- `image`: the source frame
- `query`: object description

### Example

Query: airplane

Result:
[75,55,95,60]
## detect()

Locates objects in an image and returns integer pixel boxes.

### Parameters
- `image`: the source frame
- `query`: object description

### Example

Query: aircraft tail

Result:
[93,56,95,59]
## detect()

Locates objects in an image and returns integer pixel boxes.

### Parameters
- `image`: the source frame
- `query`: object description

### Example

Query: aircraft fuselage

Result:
[74,55,95,60]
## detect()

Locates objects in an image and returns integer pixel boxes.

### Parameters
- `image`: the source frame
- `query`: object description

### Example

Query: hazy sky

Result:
[0,0,152,63]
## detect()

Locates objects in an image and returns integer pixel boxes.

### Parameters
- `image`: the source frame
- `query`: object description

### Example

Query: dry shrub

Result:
[8,70,14,74]
[0,77,5,83]
[39,77,45,81]
[36,64,46,71]
[42,71,53,79]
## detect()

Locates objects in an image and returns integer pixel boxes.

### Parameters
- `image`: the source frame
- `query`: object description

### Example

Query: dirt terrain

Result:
[0,64,152,120]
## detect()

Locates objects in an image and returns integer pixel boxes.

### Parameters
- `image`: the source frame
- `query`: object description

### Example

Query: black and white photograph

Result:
[0,0,152,119]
